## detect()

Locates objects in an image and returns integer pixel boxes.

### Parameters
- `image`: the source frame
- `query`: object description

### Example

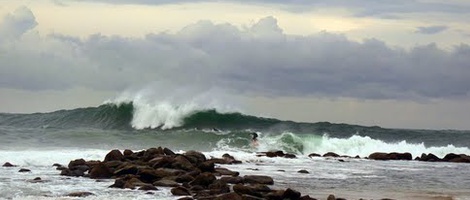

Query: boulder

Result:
[198,161,215,172]
[308,153,321,158]
[208,179,230,194]
[137,168,161,183]
[323,152,340,157]
[418,153,441,162]
[369,152,412,161]
[66,192,94,197]
[175,173,195,183]
[300,195,318,200]
[327,194,336,200]
[214,192,242,200]
[163,147,176,156]
[172,155,195,171]
[298,169,309,174]
[171,186,191,196]
[153,179,180,187]
[123,149,133,156]
[104,149,124,162]
[232,184,262,197]
[220,176,244,184]
[150,156,174,169]
[190,172,216,187]
[184,150,207,165]
[18,168,31,172]
[138,185,159,191]
[114,164,139,176]
[282,188,301,200]
[89,162,113,179]
[68,158,86,169]
[243,175,274,185]
[214,167,239,176]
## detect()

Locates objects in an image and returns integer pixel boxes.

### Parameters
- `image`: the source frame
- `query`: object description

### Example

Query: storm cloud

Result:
[1,8,469,100]
[416,25,448,35]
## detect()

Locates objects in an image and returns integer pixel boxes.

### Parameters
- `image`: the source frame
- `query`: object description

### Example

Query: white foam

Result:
[107,85,242,130]
[302,134,470,158]
[0,149,108,167]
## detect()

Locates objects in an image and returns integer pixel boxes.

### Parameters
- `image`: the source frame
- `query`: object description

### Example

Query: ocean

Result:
[1,102,470,200]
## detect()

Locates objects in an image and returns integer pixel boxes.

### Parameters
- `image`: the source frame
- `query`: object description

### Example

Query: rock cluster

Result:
[58,147,318,199]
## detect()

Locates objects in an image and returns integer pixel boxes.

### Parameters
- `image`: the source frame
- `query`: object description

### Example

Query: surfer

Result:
[251,132,259,147]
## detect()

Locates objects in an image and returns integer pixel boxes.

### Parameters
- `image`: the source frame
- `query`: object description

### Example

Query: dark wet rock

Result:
[153,179,180,187]
[171,186,191,196]
[327,194,336,200]
[213,192,242,200]
[233,184,262,197]
[104,149,124,162]
[150,156,174,169]
[208,179,230,194]
[214,167,239,176]
[308,153,321,158]
[198,161,215,172]
[114,164,139,176]
[123,149,133,156]
[284,153,297,158]
[66,191,94,197]
[190,172,216,187]
[138,185,159,191]
[300,195,318,200]
[60,168,85,177]
[177,197,194,200]
[163,147,176,156]
[368,152,412,161]
[27,177,47,183]
[323,152,340,157]
[184,150,207,165]
[298,169,309,174]
[418,153,441,162]
[173,155,195,171]
[18,168,31,172]
[68,159,86,169]
[283,188,301,199]
[446,154,470,163]
[89,162,113,179]
[243,175,274,185]
[137,168,161,183]
[222,153,242,164]
[220,176,244,184]
[175,173,195,183]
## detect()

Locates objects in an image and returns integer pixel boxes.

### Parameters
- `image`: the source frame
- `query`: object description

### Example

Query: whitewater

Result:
[1,100,470,199]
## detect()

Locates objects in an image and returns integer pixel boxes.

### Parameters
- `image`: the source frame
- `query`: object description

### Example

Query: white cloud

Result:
[0,6,37,39]
[1,9,469,101]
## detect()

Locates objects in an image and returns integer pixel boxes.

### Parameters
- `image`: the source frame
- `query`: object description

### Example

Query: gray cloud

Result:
[1,9,469,100]
[416,25,448,35]
[0,6,37,39]
[71,0,470,16]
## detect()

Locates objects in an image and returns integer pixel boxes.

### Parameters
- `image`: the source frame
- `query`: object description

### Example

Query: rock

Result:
[222,153,242,164]
[177,197,194,200]
[172,155,195,171]
[447,154,470,163]
[3,162,16,167]
[308,153,321,157]
[327,194,336,200]
[300,195,318,200]
[323,152,340,157]
[89,162,113,179]
[18,168,31,172]
[150,156,175,169]
[171,186,191,196]
[66,191,94,197]
[368,152,412,161]
[232,184,262,197]
[138,185,159,191]
[27,177,46,183]
[184,150,207,165]
[208,179,230,194]
[60,168,85,177]
[123,149,133,156]
[213,192,242,200]
[190,172,216,187]
[137,168,161,183]
[214,167,239,176]
[298,169,309,174]
[243,175,274,185]
[104,149,124,162]
[153,179,180,187]
[282,188,301,200]
[419,153,441,162]
[175,173,195,183]
[68,159,86,169]
[220,176,244,184]
[198,161,215,172]
[163,147,176,156]
[284,153,297,158]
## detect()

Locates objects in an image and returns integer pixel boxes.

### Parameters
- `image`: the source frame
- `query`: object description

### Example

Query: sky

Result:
[0,0,470,130]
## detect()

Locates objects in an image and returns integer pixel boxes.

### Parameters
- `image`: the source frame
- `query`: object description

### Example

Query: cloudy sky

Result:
[1,0,470,130]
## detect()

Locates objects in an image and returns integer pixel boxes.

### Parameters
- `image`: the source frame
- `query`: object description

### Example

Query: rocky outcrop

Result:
[2,162,16,167]
[368,152,412,161]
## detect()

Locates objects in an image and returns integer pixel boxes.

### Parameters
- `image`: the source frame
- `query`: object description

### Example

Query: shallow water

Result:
[1,149,470,200]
